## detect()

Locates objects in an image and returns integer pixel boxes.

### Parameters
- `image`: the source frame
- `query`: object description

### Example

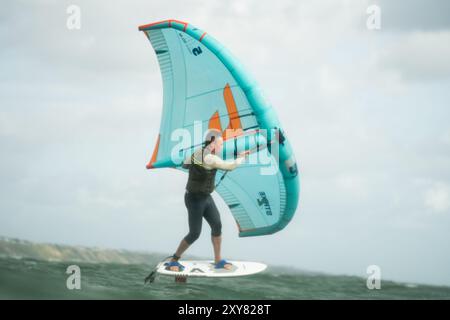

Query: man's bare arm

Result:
[204,154,244,171]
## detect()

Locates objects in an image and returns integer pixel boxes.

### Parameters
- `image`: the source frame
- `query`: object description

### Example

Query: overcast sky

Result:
[1,0,450,286]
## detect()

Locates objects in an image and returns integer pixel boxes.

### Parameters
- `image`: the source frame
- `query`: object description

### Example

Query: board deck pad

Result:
[156,260,267,278]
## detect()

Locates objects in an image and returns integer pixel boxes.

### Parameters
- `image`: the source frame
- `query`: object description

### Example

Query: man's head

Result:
[204,129,223,153]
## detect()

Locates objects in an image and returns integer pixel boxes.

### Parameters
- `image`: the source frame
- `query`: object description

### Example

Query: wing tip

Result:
[138,19,189,31]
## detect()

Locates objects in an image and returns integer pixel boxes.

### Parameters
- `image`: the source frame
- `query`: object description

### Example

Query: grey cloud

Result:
[376,0,450,32]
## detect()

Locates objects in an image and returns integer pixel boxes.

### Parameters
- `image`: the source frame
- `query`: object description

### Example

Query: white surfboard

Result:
[156,260,267,278]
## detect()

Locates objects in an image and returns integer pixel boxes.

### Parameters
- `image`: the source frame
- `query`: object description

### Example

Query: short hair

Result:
[204,129,222,147]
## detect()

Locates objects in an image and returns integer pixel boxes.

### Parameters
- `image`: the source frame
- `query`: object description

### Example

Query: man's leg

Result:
[169,192,204,271]
[169,239,190,272]
[210,236,231,270]
[211,235,222,262]
[171,239,190,261]
[204,196,232,270]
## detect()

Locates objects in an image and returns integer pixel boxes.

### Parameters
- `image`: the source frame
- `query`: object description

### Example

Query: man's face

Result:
[213,136,223,152]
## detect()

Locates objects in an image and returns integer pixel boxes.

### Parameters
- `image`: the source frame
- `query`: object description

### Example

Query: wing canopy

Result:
[140,20,300,237]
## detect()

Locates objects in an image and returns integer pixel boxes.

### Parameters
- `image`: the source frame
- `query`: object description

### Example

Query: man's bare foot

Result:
[170,265,181,272]
[215,259,233,270]
[169,259,182,272]
[223,263,232,270]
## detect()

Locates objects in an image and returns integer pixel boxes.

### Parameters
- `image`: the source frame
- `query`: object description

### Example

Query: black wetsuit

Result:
[182,151,222,244]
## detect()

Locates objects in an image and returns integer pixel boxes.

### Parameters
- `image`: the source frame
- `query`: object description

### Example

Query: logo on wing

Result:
[257,192,273,216]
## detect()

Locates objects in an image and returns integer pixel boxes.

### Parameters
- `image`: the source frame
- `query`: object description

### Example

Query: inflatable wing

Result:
[139,20,300,237]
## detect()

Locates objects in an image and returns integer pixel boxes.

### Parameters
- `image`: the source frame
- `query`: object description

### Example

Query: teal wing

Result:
[215,152,288,237]
[140,20,300,237]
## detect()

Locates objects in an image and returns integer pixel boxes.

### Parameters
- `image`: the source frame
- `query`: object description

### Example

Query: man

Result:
[165,129,245,272]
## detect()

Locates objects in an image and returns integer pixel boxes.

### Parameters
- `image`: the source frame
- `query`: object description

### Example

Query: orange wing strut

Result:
[208,83,244,140]
[208,111,223,132]
[146,134,160,169]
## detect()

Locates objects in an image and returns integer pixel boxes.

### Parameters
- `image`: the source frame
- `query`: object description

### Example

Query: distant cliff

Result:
[0,236,164,264]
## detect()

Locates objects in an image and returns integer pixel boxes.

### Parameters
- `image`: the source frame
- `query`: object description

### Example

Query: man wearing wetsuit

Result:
[166,129,245,272]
